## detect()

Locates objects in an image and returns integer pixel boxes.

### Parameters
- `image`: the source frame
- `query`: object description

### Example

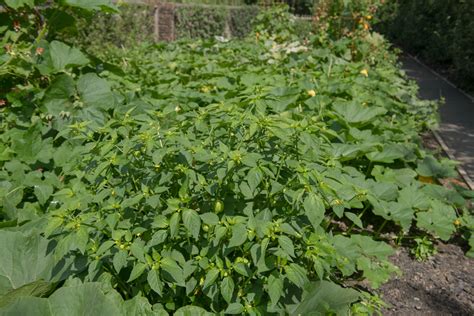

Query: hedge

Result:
[71,4,155,50]
[70,3,262,49]
[377,0,474,92]
[173,5,258,39]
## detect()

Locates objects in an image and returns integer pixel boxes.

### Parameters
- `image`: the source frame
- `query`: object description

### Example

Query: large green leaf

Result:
[416,201,457,240]
[0,280,55,308]
[289,281,360,316]
[43,74,75,114]
[0,231,71,294]
[182,209,201,239]
[0,283,164,316]
[4,0,34,9]
[49,41,89,72]
[333,102,386,124]
[366,144,411,163]
[284,263,309,289]
[416,156,457,178]
[77,73,114,109]
[175,306,213,316]
[303,193,326,229]
[267,274,284,306]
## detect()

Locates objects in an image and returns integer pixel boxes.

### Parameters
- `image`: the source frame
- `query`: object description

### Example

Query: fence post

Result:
[154,4,160,42]
[171,4,175,40]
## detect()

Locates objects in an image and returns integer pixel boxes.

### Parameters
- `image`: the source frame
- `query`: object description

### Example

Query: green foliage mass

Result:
[68,3,260,50]
[175,6,229,39]
[71,3,155,50]
[0,2,473,315]
[376,0,474,92]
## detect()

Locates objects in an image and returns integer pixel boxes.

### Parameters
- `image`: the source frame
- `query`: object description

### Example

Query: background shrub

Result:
[376,0,474,92]
[313,0,382,39]
[175,6,228,39]
[72,4,155,49]
[228,6,260,38]
[293,18,313,39]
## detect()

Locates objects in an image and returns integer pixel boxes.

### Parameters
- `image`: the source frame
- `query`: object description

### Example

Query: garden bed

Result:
[381,242,474,315]
[0,2,473,315]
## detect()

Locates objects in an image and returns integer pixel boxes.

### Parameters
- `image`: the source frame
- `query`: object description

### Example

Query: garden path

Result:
[401,55,474,189]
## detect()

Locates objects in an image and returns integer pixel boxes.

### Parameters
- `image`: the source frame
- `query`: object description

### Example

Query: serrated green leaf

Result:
[175,305,213,316]
[34,183,53,205]
[182,209,201,239]
[224,302,244,314]
[303,193,325,229]
[202,268,219,290]
[49,41,89,72]
[128,263,147,282]
[228,224,247,248]
[200,212,219,225]
[160,257,185,287]
[345,212,363,229]
[267,274,283,306]
[278,235,295,258]
[147,269,163,295]
[149,230,168,247]
[96,240,115,256]
[43,74,75,115]
[113,251,128,273]
[220,277,234,303]
[289,280,360,315]
[77,73,114,109]
[169,212,181,238]
[284,263,309,288]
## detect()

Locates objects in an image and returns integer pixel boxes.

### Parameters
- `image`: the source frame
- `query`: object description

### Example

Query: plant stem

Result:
[376,219,388,236]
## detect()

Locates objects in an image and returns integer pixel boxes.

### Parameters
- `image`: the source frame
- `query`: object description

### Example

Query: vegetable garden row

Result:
[0,1,473,315]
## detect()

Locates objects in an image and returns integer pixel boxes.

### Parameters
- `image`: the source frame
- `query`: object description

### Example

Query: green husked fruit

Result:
[214,200,224,214]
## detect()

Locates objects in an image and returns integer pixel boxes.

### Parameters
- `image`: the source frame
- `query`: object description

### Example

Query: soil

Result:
[379,243,474,315]
[376,132,474,315]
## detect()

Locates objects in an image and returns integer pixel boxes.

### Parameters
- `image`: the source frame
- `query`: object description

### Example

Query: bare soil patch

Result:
[380,243,474,315]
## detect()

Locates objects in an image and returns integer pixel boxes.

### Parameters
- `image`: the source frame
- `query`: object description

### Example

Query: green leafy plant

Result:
[175,5,228,39]
[0,3,473,315]
[376,0,474,92]
[411,236,437,261]
[71,3,155,51]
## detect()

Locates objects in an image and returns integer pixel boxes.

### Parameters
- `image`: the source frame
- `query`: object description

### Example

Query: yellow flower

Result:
[454,219,461,226]
[366,15,372,20]
[307,89,316,97]
[360,69,369,77]
[363,23,370,31]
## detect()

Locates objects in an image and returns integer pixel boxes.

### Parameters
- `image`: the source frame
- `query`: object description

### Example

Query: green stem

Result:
[346,204,369,234]
[365,161,373,178]
[34,23,48,45]
[376,219,388,236]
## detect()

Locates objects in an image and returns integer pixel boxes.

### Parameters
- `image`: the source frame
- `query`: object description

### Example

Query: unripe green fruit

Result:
[214,200,224,213]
